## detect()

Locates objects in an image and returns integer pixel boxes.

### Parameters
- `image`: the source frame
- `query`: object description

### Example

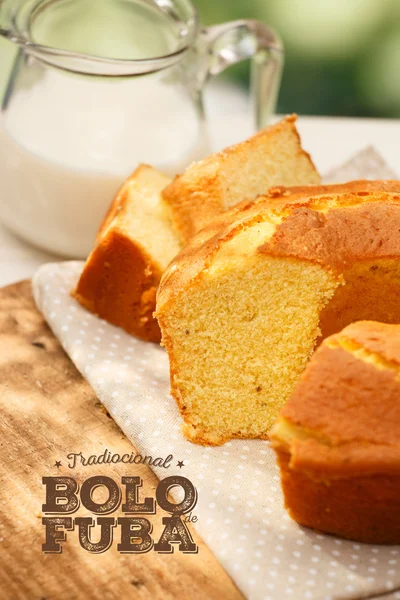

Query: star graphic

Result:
[177,460,185,469]
[54,461,62,468]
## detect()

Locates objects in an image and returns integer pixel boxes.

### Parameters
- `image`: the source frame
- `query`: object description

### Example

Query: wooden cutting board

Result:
[0,281,243,600]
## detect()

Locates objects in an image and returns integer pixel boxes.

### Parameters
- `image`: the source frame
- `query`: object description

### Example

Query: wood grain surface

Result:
[0,281,243,600]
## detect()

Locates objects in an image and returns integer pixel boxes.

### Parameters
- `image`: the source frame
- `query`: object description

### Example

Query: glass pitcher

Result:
[0,0,283,258]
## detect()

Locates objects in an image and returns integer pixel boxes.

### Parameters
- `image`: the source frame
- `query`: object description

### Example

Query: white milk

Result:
[0,66,210,257]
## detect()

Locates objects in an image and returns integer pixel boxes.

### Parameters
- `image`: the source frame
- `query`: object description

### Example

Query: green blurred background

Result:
[194,0,400,118]
[1,0,400,117]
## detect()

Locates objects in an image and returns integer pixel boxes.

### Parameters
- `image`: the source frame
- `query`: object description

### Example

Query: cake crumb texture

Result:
[157,183,400,445]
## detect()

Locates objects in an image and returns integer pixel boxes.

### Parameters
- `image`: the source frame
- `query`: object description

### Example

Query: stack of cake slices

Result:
[71,114,400,545]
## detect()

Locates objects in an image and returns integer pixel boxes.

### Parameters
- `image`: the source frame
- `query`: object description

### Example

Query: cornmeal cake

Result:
[156,181,400,444]
[162,115,320,242]
[270,321,400,544]
[73,165,179,342]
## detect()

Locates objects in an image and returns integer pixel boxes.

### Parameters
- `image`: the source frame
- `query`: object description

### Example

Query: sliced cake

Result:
[156,181,400,444]
[270,320,400,544]
[72,164,179,342]
[162,115,320,243]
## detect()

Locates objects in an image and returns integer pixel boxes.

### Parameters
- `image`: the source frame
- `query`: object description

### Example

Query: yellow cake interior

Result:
[219,125,319,210]
[163,220,341,444]
[102,166,181,272]
[161,227,400,445]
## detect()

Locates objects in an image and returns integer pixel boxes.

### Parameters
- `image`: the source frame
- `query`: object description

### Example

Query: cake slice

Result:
[156,182,400,445]
[72,116,320,343]
[72,165,179,342]
[162,115,320,242]
[270,321,400,544]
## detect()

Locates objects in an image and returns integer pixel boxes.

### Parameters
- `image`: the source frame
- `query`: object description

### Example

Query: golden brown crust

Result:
[277,342,400,473]
[162,115,320,242]
[260,199,400,270]
[157,184,400,313]
[270,320,400,544]
[73,229,162,342]
[72,164,172,343]
[337,320,400,364]
[264,178,400,203]
[275,448,400,544]
[316,260,400,340]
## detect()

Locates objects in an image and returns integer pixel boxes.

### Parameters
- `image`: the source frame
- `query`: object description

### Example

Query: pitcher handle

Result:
[197,20,284,129]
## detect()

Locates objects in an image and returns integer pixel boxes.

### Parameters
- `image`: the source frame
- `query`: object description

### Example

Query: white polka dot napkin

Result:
[33,149,400,600]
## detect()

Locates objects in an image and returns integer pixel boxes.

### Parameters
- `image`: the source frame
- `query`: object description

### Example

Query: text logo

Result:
[42,475,198,554]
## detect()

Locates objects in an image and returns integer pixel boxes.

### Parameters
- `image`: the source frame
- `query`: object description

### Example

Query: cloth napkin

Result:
[33,148,400,600]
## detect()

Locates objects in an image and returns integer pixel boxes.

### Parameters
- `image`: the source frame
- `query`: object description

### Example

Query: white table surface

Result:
[2,104,400,288]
